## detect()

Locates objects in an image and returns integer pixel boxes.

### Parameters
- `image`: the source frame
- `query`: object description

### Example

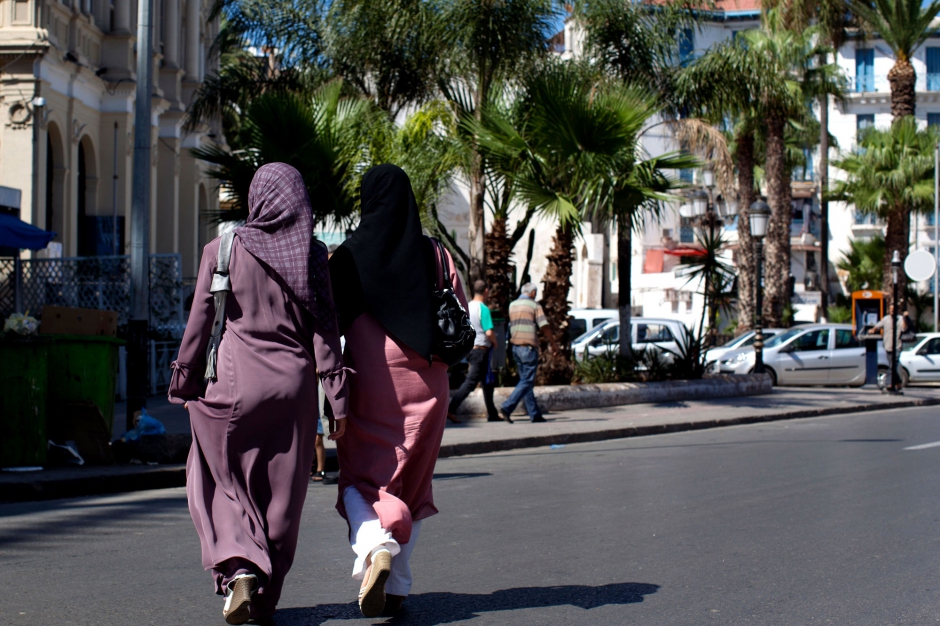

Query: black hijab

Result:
[329,164,435,360]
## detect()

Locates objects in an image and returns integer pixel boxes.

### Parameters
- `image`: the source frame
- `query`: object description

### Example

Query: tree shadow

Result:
[275,581,659,625]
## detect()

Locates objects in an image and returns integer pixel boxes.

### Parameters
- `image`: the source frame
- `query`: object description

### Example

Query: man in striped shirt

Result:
[500,283,558,423]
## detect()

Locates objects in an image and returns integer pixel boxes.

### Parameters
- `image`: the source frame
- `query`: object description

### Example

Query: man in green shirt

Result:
[448,280,502,422]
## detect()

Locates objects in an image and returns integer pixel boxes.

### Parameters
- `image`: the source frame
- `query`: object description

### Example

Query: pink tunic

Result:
[336,247,467,544]
[169,237,348,617]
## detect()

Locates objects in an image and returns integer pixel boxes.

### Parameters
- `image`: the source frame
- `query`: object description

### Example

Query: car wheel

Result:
[900,367,910,388]
[764,367,777,386]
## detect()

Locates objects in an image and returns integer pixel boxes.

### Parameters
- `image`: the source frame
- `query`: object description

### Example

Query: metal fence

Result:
[114,341,181,400]
[0,253,183,334]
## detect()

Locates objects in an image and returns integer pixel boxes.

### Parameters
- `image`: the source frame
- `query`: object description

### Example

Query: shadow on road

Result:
[275,581,659,625]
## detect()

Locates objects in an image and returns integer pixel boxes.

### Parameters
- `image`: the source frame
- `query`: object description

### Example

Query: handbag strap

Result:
[205,231,236,381]
[429,237,453,291]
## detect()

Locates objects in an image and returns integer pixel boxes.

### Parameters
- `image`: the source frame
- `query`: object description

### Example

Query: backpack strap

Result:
[205,231,236,381]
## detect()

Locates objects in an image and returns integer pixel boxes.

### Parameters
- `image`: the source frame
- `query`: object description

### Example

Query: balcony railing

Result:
[848,73,940,93]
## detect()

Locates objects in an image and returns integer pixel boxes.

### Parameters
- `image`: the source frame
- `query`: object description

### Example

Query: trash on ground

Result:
[120,409,167,441]
[47,440,84,466]
[550,444,565,449]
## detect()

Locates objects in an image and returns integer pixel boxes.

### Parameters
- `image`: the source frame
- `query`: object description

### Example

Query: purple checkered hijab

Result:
[235,163,335,331]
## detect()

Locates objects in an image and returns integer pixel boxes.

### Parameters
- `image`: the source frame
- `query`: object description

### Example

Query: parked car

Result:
[572,317,690,361]
[716,324,888,386]
[897,333,940,385]
[567,308,619,342]
[704,328,785,373]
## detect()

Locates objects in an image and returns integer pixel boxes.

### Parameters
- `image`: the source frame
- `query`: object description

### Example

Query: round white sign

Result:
[904,249,937,282]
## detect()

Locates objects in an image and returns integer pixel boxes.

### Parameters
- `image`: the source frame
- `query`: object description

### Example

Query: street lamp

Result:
[890,250,902,393]
[749,200,771,375]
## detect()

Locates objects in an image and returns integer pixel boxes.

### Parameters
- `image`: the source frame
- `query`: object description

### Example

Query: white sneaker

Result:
[222,574,257,625]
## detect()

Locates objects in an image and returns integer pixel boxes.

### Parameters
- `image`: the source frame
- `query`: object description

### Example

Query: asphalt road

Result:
[3,405,940,625]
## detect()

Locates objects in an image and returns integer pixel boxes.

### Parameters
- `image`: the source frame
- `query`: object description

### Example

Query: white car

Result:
[704,328,785,373]
[567,308,619,342]
[898,333,940,385]
[572,317,690,361]
[717,323,889,386]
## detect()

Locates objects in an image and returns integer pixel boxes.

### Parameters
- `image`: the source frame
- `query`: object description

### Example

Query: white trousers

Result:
[343,486,422,596]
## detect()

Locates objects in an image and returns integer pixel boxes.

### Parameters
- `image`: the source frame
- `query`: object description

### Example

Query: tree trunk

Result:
[467,70,488,282]
[888,58,917,120]
[735,130,757,334]
[537,223,574,385]
[882,205,910,304]
[617,214,632,358]
[483,216,514,318]
[818,85,831,320]
[468,151,486,282]
[763,110,792,328]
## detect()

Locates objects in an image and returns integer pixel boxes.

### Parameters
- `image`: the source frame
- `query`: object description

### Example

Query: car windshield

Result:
[764,328,802,348]
[902,337,926,352]
[720,333,749,348]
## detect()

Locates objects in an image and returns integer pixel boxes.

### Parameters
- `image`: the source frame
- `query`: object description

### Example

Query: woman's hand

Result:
[183,402,189,411]
[328,416,346,440]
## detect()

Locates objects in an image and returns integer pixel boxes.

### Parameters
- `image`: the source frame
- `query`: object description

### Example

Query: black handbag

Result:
[429,237,475,367]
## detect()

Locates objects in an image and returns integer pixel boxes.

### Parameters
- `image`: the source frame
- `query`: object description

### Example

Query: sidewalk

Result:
[3,385,938,502]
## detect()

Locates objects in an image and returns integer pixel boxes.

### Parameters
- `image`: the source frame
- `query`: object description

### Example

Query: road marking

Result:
[904,440,940,451]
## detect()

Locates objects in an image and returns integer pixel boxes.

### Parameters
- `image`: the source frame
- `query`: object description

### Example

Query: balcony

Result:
[846,73,940,100]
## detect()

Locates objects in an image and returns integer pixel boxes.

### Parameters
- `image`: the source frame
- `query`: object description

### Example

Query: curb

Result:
[3,395,938,503]
[0,466,186,503]
[439,395,940,457]
[455,374,771,419]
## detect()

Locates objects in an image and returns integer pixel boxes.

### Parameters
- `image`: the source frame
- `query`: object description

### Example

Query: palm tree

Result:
[476,63,695,376]
[828,116,938,300]
[849,0,940,119]
[323,0,448,119]
[192,82,375,225]
[676,11,839,328]
[762,0,855,318]
[439,0,559,282]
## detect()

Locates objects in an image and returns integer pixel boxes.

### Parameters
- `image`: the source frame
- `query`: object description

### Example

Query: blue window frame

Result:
[679,28,694,66]
[928,48,940,91]
[929,113,940,127]
[854,211,878,225]
[679,217,694,243]
[856,114,875,139]
[679,168,694,183]
[856,48,874,92]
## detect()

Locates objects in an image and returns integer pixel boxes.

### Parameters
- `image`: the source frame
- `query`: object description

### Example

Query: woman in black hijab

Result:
[329,164,468,618]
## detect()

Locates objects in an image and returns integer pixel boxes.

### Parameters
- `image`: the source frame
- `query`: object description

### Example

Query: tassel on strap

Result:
[204,291,227,382]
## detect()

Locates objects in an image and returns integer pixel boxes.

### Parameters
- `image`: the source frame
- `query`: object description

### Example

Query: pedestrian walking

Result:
[447,279,501,422]
[328,164,469,618]
[872,304,908,391]
[168,163,350,625]
[500,283,558,423]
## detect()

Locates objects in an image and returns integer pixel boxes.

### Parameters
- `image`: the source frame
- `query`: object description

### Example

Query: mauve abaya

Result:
[168,165,348,619]
[335,245,467,545]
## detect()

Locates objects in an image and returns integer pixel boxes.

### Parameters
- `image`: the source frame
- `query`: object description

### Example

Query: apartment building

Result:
[0,0,222,280]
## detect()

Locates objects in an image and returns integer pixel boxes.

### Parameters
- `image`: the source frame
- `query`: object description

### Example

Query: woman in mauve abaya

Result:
[328,164,468,618]
[168,163,350,625]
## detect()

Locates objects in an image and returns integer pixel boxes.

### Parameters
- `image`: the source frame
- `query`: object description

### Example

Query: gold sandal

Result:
[358,548,392,617]
[222,574,257,625]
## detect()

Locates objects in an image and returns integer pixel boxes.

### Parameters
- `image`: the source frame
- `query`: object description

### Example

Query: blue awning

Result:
[0,213,56,251]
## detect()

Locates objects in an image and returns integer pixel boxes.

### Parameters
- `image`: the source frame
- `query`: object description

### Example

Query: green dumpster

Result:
[0,337,51,467]
[46,335,123,445]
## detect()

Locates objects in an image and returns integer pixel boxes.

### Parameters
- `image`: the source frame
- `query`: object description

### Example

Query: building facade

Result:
[451,3,940,333]
[0,0,221,282]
